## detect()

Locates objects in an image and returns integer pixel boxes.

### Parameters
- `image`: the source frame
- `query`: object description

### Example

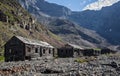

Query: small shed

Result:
[68,44,84,57]
[101,48,117,54]
[83,49,101,56]
[4,36,54,62]
[57,44,83,58]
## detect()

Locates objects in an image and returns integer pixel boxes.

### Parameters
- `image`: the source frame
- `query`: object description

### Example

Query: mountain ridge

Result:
[69,1,120,45]
[18,0,115,49]
[18,0,120,46]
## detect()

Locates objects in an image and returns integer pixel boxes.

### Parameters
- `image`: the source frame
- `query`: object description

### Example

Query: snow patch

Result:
[83,0,120,11]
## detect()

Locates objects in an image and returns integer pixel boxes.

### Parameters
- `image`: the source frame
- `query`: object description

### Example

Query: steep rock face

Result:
[40,17,110,48]
[0,0,64,52]
[69,1,120,45]
[19,0,71,18]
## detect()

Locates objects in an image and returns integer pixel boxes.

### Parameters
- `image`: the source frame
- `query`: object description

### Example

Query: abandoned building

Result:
[57,44,84,58]
[4,36,54,62]
[82,49,101,56]
[101,48,117,54]
[57,42,117,58]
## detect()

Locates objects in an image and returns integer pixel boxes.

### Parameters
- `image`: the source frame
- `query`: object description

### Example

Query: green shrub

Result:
[93,48,101,51]
[0,56,4,62]
[54,55,58,59]
[74,58,88,63]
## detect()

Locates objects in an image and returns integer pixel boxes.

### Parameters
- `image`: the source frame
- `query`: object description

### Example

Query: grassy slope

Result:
[0,0,64,61]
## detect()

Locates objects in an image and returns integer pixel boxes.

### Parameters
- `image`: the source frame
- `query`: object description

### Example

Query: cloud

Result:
[83,0,120,10]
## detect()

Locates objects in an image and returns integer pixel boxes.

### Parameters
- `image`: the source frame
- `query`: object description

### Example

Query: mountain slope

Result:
[69,1,120,45]
[0,0,64,53]
[46,18,110,48]
[18,0,71,18]
[18,0,112,48]
[19,0,120,45]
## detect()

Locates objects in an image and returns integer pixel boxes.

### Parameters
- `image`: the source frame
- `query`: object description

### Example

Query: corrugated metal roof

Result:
[68,43,83,49]
[16,36,54,48]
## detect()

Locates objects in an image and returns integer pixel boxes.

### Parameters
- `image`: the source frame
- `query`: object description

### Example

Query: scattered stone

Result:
[0,54,120,76]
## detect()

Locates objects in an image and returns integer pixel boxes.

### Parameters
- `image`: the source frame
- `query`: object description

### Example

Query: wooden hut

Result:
[57,44,83,58]
[4,36,54,62]
[101,48,117,54]
[83,49,101,56]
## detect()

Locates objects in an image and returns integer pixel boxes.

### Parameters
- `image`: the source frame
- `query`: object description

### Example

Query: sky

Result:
[45,0,120,11]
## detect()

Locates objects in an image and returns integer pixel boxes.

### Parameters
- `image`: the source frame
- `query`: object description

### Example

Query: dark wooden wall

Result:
[101,48,116,54]
[57,48,74,58]
[5,37,55,62]
[4,37,25,62]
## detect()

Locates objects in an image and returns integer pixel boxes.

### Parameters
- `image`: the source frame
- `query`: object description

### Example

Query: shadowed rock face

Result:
[69,2,120,45]
[42,18,110,48]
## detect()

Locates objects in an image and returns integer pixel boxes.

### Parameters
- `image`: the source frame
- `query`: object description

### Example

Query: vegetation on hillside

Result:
[0,0,64,57]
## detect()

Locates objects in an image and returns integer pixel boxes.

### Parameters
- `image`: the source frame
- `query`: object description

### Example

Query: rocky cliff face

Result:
[69,1,120,45]
[46,18,110,48]
[19,0,71,18]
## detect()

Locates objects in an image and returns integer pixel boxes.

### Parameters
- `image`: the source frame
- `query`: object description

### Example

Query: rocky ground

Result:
[0,53,120,76]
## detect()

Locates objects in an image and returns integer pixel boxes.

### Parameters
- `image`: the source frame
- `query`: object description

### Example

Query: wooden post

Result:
[6,16,9,23]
